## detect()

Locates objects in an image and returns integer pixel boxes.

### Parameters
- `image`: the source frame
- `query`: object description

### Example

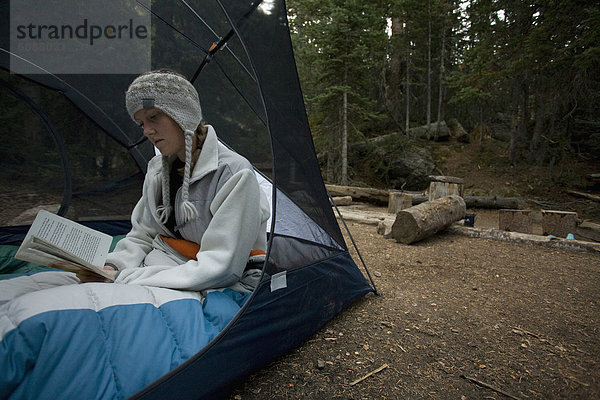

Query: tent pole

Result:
[329,192,379,295]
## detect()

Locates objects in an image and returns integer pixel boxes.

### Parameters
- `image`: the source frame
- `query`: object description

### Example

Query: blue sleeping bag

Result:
[0,271,249,400]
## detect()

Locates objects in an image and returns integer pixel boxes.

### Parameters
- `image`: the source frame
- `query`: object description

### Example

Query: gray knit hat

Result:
[125,70,202,225]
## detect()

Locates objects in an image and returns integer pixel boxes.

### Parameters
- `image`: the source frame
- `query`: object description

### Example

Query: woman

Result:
[99,69,270,292]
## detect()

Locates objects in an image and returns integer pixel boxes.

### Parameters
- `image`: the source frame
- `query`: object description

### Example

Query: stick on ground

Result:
[350,364,389,386]
[461,375,523,400]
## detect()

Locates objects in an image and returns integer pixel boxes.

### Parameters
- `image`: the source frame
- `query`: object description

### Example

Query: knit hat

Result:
[125,70,202,225]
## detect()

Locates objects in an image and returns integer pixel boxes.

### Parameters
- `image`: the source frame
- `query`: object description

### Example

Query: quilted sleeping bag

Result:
[0,271,250,400]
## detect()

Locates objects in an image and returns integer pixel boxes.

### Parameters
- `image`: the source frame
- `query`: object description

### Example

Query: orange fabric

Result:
[160,235,200,260]
[160,235,266,261]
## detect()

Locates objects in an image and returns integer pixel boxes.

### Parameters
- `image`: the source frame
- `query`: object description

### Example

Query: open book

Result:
[15,210,115,281]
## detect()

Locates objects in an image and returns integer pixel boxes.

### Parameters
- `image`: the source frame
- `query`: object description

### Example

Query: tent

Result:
[0,0,376,398]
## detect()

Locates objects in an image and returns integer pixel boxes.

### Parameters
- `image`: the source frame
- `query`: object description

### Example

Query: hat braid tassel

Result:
[180,129,199,223]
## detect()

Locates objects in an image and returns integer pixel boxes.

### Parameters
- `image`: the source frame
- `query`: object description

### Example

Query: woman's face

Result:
[134,108,187,160]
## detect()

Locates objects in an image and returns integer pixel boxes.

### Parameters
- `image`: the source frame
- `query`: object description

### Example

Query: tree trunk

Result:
[508,79,521,164]
[405,40,410,134]
[530,90,546,164]
[478,104,484,148]
[391,195,466,244]
[426,0,432,137]
[436,8,447,136]
[341,72,348,185]
[326,127,335,183]
[388,17,404,127]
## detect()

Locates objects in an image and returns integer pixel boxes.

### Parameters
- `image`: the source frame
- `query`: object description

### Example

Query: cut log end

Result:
[391,195,467,245]
[391,213,420,244]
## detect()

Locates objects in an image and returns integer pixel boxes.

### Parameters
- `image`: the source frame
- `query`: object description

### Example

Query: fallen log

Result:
[391,195,466,244]
[465,196,519,209]
[327,184,518,209]
[567,190,600,203]
[334,208,394,227]
[331,196,352,206]
[448,225,600,253]
[326,184,390,205]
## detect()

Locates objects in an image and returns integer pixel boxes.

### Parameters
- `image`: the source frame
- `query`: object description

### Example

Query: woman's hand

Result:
[76,265,118,283]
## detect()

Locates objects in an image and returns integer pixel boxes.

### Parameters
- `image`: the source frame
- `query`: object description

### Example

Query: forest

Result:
[286,0,600,186]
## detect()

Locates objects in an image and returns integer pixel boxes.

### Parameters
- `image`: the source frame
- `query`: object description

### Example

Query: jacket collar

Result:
[190,125,219,182]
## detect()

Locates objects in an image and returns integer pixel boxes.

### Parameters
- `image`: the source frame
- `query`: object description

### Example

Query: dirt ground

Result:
[227,141,600,399]
[228,216,599,400]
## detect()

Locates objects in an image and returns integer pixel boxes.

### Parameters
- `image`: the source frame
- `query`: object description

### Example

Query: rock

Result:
[388,148,436,191]
[408,121,451,141]
[447,118,470,143]
[317,359,326,369]
[488,113,511,142]
[377,220,393,237]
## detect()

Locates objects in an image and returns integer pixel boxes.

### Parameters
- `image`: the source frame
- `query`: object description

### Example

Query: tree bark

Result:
[426,0,432,136]
[388,17,404,127]
[327,127,335,183]
[508,78,521,164]
[530,89,546,164]
[436,7,447,137]
[341,69,348,185]
[405,36,411,133]
[391,195,466,244]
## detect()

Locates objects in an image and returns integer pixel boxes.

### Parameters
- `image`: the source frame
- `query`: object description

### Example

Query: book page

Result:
[26,210,112,267]
[23,247,115,281]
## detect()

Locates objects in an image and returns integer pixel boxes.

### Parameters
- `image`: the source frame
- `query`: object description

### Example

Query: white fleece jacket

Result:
[105,126,270,291]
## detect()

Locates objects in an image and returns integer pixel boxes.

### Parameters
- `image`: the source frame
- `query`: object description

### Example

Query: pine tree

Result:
[288,0,387,184]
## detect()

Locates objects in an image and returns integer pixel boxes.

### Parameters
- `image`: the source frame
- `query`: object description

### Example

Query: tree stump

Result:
[388,191,412,214]
[499,209,533,234]
[428,175,464,201]
[391,195,466,244]
[541,210,578,238]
